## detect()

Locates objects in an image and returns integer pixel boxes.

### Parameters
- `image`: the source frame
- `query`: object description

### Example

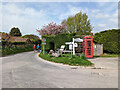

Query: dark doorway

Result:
[49,42,55,50]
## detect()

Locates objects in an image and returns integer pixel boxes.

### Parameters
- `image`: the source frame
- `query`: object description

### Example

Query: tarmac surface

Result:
[2,51,118,88]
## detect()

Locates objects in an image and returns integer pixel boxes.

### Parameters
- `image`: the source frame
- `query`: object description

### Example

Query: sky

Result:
[1,1,119,37]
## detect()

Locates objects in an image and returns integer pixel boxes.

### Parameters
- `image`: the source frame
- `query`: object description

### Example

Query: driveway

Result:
[2,51,118,88]
[88,57,118,69]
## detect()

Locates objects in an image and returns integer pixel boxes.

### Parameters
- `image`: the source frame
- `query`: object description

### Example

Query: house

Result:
[7,37,31,43]
[0,33,11,41]
[0,33,31,43]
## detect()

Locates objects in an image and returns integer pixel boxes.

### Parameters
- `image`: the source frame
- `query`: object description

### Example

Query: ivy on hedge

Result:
[93,29,120,54]
[42,33,76,51]
[42,29,120,54]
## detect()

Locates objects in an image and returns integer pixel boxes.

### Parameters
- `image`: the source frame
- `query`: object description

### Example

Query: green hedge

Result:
[42,33,76,51]
[22,34,42,45]
[93,29,120,54]
[1,45,33,57]
[11,41,26,45]
[42,35,55,50]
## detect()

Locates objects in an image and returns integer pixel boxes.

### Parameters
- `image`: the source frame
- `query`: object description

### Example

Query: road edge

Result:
[36,53,95,69]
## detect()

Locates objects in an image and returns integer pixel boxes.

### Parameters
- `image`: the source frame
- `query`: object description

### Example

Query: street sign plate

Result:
[42,43,46,45]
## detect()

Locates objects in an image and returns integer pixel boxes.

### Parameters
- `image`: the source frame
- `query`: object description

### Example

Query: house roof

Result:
[0,33,10,40]
[8,37,29,42]
[0,33,31,43]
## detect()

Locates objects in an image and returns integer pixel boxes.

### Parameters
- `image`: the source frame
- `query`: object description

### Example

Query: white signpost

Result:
[42,38,46,54]
[72,38,83,55]
[65,38,83,57]
[73,38,75,55]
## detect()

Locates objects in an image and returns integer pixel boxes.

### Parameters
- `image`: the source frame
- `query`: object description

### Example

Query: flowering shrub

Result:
[37,22,65,35]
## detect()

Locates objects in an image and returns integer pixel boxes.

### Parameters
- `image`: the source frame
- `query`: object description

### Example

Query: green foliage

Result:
[80,53,87,60]
[22,34,41,45]
[42,35,55,50]
[93,29,120,54]
[9,27,22,36]
[11,41,26,45]
[22,34,40,39]
[42,33,76,51]
[61,11,93,35]
[39,53,93,66]
[94,54,118,57]
[55,33,75,49]
[1,45,33,57]
[1,40,34,57]
[2,40,27,48]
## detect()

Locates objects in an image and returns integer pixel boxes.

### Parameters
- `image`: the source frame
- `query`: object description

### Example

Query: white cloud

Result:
[97,24,106,27]
[58,3,118,33]
[1,0,120,2]
[58,5,89,20]
[2,3,53,36]
[91,9,100,13]
[0,2,2,32]
[1,2,118,36]
[94,13,110,19]
[97,2,107,7]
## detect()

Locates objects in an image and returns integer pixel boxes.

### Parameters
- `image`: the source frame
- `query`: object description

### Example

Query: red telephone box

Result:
[83,36,93,58]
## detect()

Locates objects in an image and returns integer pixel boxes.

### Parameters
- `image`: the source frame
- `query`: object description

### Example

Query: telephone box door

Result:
[83,36,93,58]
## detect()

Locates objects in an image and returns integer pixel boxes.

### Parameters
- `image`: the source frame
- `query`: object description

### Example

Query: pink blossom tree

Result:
[37,22,65,35]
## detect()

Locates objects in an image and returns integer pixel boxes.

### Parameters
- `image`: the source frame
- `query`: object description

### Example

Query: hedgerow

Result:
[93,29,120,54]
[42,33,76,51]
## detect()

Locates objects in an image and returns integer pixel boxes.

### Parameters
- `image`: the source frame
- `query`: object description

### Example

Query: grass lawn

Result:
[94,54,119,58]
[39,53,93,66]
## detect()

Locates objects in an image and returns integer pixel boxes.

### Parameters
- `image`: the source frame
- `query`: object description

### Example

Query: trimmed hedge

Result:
[11,41,26,45]
[0,40,34,57]
[42,35,55,50]
[1,45,33,57]
[42,33,76,51]
[93,29,120,54]
[22,34,42,45]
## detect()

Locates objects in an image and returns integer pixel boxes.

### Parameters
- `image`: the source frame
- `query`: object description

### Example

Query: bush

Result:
[93,29,120,54]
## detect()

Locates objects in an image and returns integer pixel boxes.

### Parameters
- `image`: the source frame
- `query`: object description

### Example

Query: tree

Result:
[22,34,41,45]
[61,11,93,35]
[9,27,22,36]
[37,22,65,35]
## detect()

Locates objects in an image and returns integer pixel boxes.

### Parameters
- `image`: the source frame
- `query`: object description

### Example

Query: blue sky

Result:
[1,2,118,36]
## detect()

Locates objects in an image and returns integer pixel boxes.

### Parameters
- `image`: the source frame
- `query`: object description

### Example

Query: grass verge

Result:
[39,53,93,66]
[94,54,119,58]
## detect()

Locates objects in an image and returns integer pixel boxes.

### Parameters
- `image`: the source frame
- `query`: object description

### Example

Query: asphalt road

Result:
[2,51,118,88]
